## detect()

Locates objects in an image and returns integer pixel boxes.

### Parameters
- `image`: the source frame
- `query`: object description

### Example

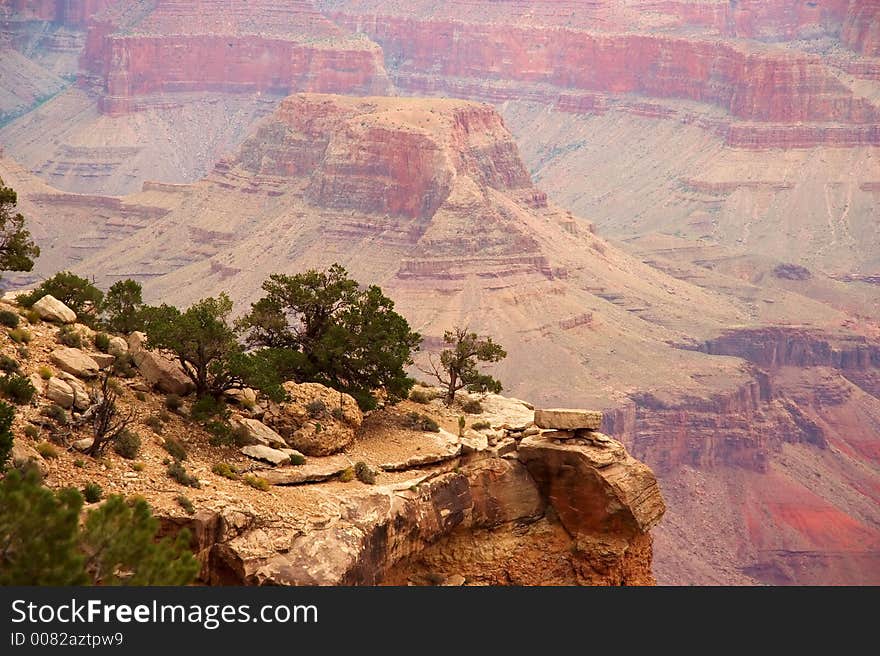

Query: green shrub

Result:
[57,325,83,348]
[338,467,355,483]
[23,424,39,439]
[93,332,111,353]
[354,461,376,485]
[0,354,19,373]
[135,391,147,401]
[83,482,103,503]
[144,415,164,435]
[113,429,141,460]
[409,388,433,404]
[158,410,172,423]
[36,442,58,459]
[164,394,183,412]
[8,328,31,344]
[73,458,85,468]
[41,404,68,424]
[461,399,483,414]
[24,310,40,325]
[211,462,238,480]
[471,420,491,431]
[102,279,145,334]
[38,366,53,380]
[131,462,145,472]
[190,395,225,421]
[404,411,440,433]
[330,407,345,421]
[0,310,20,328]
[166,460,200,488]
[161,437,187,461]
[176,495,195,515]
[306,399,327,419]
[16,345,28,360]
[288,452,306,466]
[111,352,136,378]
[0,373,36,405]
[206,420,249,447]
[242,474,269,492]
[0,401,13,471]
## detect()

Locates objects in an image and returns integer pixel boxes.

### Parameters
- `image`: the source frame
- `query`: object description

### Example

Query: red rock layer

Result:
[0,0,119,25]
[842,0,880,56]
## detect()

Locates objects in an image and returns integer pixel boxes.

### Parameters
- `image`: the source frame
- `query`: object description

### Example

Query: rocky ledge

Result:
[169,404,666,586]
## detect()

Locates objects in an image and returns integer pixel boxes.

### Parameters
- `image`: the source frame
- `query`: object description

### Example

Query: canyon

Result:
[0,0,878,585]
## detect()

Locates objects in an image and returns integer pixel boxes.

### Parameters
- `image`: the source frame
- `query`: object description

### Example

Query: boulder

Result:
[534,408,603,431]
[460,429,489,455]
[50,347,100,379]
[225,387,257,406]
[32,295,76,323]
[127,332,194,395]
[72,438,95,452]
[241,445,291,466]
[263,382,362,456]
[90,353,116,369]
[107,336,128,356]
[28,373,44,395]
[469,393,534,431]
[59,373,91,410]
[45,377,75,409]
[10,442,48,475]
[230,416,287,448]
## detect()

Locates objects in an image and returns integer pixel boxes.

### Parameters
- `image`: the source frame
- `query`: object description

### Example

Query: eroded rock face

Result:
[167,435,664,586]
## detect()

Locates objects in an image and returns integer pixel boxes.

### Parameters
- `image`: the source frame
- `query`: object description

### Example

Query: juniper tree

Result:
[421,326,507,406]
[0,178,40,277]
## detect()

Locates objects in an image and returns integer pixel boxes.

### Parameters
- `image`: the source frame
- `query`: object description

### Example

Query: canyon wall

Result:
[842,0,880,56]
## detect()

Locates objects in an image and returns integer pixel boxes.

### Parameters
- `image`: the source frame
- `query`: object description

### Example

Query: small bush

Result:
[24,310,41,325]
[206,420,249,447]
[38,366,53,380]
[354,461,376,485]
[404,412,440,433]
[83,482,103,503]
[0,309,20,328]
[330,407,345,421]
[242,474,269,492]
[8,328,31,344]
[288,452,306,466]
[135,391,147,402]
[57,325,83,348]
[461,399,483,414]
[162,437,187,461]
[165,394,183,412]
[0,374,36,405]
[17,271,104,325]
[36,442,58,459]
[176,495,195,515]
[409,389,433,404]
[73,458,85,468]
[94,332,111,353]
[338,467,355,483]
[112,352,136,378]
[167,460,200,488]
[0,355,19,373]
[471,420,491,431]
[306,399,327,419]
[131,462,145,472]
[15,345,28,360]
[107,378,125,396]
[211,462,238,480]
[191,395,225,421]
[23,424,39,439]
[42,404,68,424]
[113,429,141,460]
[144,415,164,435]
[158,410,172,423]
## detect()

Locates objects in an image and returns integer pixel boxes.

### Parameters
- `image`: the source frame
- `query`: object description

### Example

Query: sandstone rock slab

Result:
[127,332,194,395]
[230,416,287,448]
[534,408,603,431]
[50,348,99,379]
[33,295,76,323]
[241,445,291,466]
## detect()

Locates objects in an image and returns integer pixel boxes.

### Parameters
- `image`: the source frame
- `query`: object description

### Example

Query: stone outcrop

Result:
[263,381,362,456]
[535,408,603,431]
[229,416,286,449]
[189,432,664,586]
[32,295,76,323]
[126,332,194,396]
[240,445,290,466]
